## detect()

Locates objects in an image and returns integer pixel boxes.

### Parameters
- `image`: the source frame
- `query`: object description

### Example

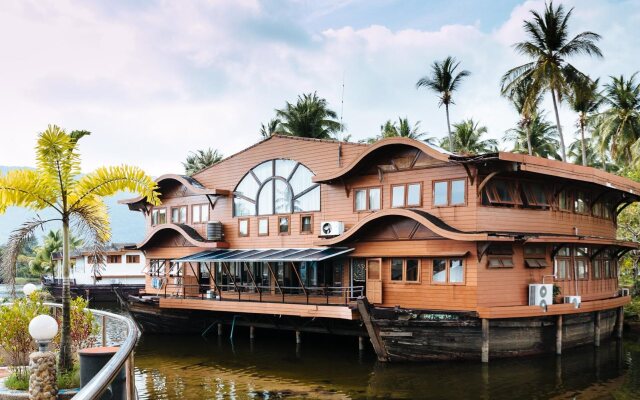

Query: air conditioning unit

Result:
[206,221,224,241]
[319,221,344,237]
[620,288,630,297]
[564,295,582,309]
[529,284,553,308]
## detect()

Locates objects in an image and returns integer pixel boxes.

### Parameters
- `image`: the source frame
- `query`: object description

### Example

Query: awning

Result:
[171,247,354,263]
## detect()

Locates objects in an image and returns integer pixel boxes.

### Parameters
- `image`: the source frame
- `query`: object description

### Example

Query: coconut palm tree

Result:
[183,148,224,176]
[260,118,282,139]
[440,119,497,154]
[504,114,561,159]
[0,125,159,371]
[364,117,434,144]
[593,73,640,166]
[567,137,599,167]
[503,77,544,155]
[275,92,341,139]
[568,75,603,165]
[500,1,603,162]
[30,230,82,278]
[416,56,470,152]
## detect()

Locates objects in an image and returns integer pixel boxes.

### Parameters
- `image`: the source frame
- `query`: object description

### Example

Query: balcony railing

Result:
[162,282,364,306]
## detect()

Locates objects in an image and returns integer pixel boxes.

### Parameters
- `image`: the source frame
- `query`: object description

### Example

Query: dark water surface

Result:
[132,327,640,400]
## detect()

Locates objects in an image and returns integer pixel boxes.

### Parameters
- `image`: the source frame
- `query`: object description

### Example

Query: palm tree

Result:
[260,118,282,139]
[593,73,640,166]
[504,114,561,159]
[500,1,603,162]
[183,148,224,176]
[567,137,599,167]
[30,230,82,278]
[0,125,159,371]
[275,92,341,139]
[365,117,434,143]
[440,119,497,154]
[503,77,543,155]
[568,75,603,165]
[416,56,470,152]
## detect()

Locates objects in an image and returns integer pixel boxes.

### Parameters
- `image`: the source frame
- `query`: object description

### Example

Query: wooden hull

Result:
[44,283,144,303]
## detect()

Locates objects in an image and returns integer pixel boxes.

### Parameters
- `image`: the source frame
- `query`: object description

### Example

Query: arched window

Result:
[233,159,320,216]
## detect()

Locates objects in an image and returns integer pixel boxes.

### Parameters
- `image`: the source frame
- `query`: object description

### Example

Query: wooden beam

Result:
[265,262,283,295]
[221,262,239,293]
[594,311,600,347]
[481,318,489,363]
[243,262,260,295]
[462,163,476,185]
[477,242,491,262]
[616,306,624,339]
[290,262,307,296]
[616,201,633,216]
[556,315,563,355]
[477,171,500,196]
[356,298,389,362]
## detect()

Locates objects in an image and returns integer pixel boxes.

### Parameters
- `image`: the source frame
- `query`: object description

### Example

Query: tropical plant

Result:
[365,117,433,143]
[0,292,48,366]
[567,137,600,168]
[503,77,544,155]
[500,1,603,162]
[30,230,82,278]
[274,92,341,139]
[439,119,497,154]
[0,125,159,371]
[568,75,603,165]
[260,118,282,139]
[504,114,561,159]
[416,56,470,152]
[183,148,223,176]
[593,73,640,166]
[52,297,99,353]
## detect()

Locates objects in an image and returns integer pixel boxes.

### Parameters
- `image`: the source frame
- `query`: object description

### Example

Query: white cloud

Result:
[0,0,638,175]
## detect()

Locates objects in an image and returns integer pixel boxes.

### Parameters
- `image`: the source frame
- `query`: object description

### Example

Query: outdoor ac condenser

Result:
[319,221,344,237]
[528,284,553,308]
[564,295,581,308]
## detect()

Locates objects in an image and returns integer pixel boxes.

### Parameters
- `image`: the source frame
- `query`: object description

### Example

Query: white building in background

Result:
[50,243,146,286]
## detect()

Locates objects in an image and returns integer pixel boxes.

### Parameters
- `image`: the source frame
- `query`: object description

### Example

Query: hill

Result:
[0,166,145,244]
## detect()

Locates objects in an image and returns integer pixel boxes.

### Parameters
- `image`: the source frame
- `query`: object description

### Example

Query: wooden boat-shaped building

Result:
[122,135,639,362]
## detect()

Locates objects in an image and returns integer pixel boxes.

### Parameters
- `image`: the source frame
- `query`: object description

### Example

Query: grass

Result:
[4,364,80,391]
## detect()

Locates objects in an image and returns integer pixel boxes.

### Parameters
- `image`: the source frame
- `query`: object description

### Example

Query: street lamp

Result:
[22,283,37,296]
[29,315,58,352]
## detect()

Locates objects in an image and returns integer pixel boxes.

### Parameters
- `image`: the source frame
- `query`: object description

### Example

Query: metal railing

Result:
[161,282,364,305]
[2,302,138,400]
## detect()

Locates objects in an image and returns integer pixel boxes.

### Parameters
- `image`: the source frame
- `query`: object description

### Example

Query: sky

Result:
[0,0,639,177]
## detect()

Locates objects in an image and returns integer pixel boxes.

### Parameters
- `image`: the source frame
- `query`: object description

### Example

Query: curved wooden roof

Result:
[136,223,229,249]
[313,137,450,183]
[315,209,510,245]
[119,174,229,206]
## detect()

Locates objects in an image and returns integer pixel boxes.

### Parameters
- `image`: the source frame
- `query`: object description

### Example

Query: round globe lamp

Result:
[22,283,37,296]
[29,315,58,352]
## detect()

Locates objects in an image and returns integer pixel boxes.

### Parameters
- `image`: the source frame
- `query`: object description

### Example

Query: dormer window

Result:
[151,208,166,225]
[233,159,320,216]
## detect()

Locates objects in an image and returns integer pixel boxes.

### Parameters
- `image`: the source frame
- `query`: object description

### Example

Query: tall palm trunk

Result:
[580,121,587,166]
[550,87,567,162]
[445,103,454,152]
[59,215,72,371]
[526,122,533,156]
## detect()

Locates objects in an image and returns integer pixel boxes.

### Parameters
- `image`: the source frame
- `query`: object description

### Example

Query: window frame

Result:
[433,178,467,207]
[521,181,550,208]
[353,186,382,212]
[125,255,140,264]
[389,258,421,283]
[278,215,290,235]
[171,205,187,224]
[431,258,465,285]
[106,255,121,264]
[238,218,250,237]
[300,214,313,234]
[573,191,590,215]
[391,182,422,208]
[366,258,382,281]
[258,217,269,237]
[151,207,167,226]
[192,204,209,224]
[483,178,521,206]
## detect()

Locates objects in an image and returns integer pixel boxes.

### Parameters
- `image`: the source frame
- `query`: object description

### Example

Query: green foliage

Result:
[5,362,80,390]
[57,363,80,389]
[182,148,224,176]
[260,118,283,139]
[274,92,341,139]
[440,119,497,154]
[553,284,561,298]
[504,114,561,159]
[30,230,82,277]
[0,292,49,366]
[624,296,640,321]
[52,296,99,354]
[365,117,433,143]
[5,369,29,390]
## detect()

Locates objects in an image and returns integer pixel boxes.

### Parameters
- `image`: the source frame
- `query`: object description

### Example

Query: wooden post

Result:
[250,326,255,340]
[594,311,600,347]
[101,315,107,347]
[217,323,223,336]
[358,336,365,351]
[556,315,563,355]
[616,306,624,339]
[125,352,136,400]
[296,330,302,344]
[481,318,489,363]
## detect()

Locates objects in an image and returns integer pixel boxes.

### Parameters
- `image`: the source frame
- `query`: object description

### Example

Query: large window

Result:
[390,258,420,282]
[354,187,381,211]
[522,182,549,207]
[151,208,166,225]
[392,183,421,208]
[432,258,464,284]
[233,159,320,216]
[434,179,466,206]
[171,206,187,224]
[192,204,209,224]
[483,179,521,205]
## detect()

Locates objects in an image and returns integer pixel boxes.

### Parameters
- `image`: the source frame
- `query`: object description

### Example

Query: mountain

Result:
[0,166,145,244]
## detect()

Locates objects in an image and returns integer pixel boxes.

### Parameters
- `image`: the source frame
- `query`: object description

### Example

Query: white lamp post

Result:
[22,283,37,296]
[29,315,58,352]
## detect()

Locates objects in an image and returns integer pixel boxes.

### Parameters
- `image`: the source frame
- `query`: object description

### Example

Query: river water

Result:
[2,286,639,399]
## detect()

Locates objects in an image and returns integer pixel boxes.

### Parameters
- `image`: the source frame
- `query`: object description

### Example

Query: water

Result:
[132,328,640,399]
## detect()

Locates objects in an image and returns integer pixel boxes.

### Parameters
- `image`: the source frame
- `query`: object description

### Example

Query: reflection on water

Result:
[133,328,640,400]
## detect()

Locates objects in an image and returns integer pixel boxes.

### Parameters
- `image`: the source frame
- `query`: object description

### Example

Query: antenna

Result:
[339,72,345,141]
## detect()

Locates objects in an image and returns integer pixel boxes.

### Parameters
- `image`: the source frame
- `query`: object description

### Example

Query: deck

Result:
[477,296,630,319]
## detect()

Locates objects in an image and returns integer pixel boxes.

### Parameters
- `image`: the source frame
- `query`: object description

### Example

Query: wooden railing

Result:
[162,282,364,306]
